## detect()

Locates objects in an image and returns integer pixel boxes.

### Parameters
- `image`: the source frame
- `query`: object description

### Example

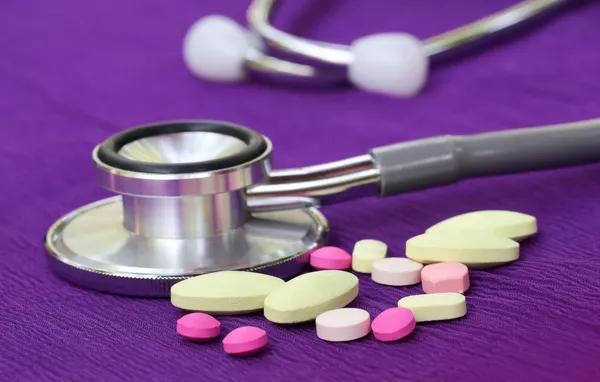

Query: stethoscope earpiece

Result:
[348,33,428,97]
[182,15,428,96]
[183,15,250,83]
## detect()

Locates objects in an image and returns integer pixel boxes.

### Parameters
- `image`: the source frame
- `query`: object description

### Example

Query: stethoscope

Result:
[45,0,600,297]
[46,118,600,297]
[182,0,569,96]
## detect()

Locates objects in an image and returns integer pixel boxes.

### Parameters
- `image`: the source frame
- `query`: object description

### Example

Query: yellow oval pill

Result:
[426,210,537,241]
[398,293,466,322]
[264,270,359,324]
[406,231,519,269]
[352,239,388,273]
[171,271,285,314]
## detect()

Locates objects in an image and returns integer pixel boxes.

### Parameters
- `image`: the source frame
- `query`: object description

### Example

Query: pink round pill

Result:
[421,262,470,294]
[223,326,268,356]
[371,308,416,342]
[310,246,352,270]
[177,312,221,341]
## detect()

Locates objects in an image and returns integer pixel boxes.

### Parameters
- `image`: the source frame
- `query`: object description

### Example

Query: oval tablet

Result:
[352,239,388,273]
[316,308,371,342]
[310,246,352,270]
[264,270,359,324]
[371,257,423,286]
[371,308,416,342]
[171,271,285,314]
[406,232,519,268]
[398,293,466,322]
[421,262,469,294]
[426,210,537,241]
[176,312,221,341]
[223,326,268,356]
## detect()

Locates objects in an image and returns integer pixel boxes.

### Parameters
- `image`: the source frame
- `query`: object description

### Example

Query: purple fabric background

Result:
[1,0,600,381]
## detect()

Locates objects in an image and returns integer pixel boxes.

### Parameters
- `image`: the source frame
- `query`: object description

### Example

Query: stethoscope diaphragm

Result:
[45,121,328,297]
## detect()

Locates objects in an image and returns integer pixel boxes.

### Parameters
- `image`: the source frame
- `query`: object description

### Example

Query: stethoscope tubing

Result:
[247,118,600,210]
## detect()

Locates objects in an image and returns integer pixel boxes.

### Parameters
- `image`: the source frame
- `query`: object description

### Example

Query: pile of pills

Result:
[172,210,537,355]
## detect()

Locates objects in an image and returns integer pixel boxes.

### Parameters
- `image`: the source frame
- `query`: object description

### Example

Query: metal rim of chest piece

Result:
[45,121,328,297]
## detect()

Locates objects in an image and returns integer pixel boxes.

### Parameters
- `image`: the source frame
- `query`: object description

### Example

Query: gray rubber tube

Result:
[370,118,600,196]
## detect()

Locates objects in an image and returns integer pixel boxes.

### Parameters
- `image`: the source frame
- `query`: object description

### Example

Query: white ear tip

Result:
[182,15,249,82]
[348,33,428,97]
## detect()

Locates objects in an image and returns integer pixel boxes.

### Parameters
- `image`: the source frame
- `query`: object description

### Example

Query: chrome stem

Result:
[268,155,375,182]
[246,155,381,211]
[122,192,249,238]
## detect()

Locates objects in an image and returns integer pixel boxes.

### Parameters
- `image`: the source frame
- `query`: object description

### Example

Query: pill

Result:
[171,271,285,314]
[310,246,352,270]
[352,239,388,273]
[421,262,469,294]
[406,231,519,269]
[223,326,268,356]
[371,257,423,286]
[426,210,537,241]
[316,308,371,342]
[371,308,416,342]
[398,293,466,322]
[176,312,221,341]
[264,270,359,324]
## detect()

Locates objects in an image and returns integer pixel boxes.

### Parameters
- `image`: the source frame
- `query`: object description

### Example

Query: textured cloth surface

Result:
[1,1,600,381]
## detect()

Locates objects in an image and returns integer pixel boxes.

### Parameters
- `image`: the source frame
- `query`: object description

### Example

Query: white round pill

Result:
[316,308,371,342]
[371,258,423,286]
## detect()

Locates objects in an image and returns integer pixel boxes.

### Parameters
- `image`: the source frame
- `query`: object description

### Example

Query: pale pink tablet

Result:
[223,326,268,356]
[371,308,416,342]
[371,257,423,286]
[421,262,470,294]
[176,312,221,341]
[310,246,352,270]
[316,308,371,342]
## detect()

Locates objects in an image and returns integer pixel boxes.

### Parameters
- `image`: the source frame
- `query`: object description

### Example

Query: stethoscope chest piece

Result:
[45,121,328,297]
[48,116,600,297]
